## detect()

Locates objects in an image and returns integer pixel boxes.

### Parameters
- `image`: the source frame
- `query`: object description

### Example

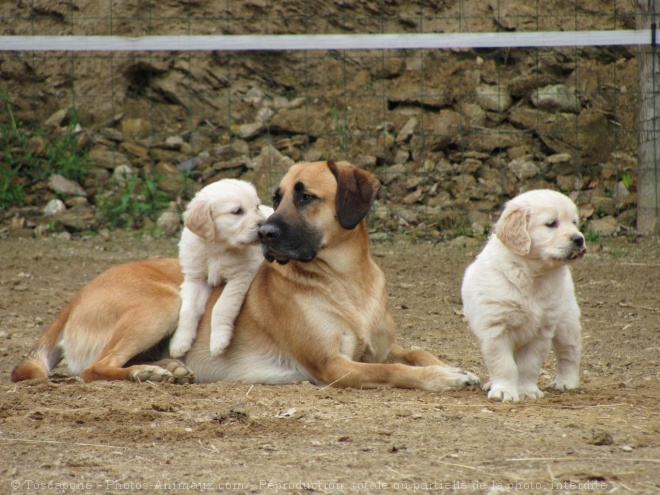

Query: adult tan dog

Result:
[12,160,479,392]
[461,189,586,402]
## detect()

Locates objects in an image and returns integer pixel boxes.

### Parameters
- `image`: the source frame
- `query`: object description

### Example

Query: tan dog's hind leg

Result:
[11,259,193,384]
[78,308,193,383]
[80,352,193,384]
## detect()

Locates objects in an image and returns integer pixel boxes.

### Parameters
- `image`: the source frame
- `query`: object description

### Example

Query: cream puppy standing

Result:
[169,179,273,358]
[461,189,586,402]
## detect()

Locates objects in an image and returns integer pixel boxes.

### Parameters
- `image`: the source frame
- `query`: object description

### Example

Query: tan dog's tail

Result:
[11,301,70,382]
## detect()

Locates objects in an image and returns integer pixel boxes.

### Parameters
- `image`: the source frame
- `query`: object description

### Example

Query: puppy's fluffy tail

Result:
[11,302,70,382]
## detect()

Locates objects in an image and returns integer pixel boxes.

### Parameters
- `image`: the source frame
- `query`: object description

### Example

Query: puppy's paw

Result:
[209,327,233,357]
[548,377,579,391]
[169,328,195,358]
[209,341,230,357]
[519,385,544,400]
[487,384,520,402]
[169,341,192,359]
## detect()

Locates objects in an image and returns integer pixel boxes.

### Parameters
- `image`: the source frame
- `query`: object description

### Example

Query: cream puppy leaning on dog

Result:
[169,179,273,358]
[461,189,587,402]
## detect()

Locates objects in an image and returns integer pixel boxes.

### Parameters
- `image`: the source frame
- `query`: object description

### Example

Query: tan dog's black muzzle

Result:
[258,214,321,265]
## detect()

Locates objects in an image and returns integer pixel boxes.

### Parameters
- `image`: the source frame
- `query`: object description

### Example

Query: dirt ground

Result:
[0,234,658,494]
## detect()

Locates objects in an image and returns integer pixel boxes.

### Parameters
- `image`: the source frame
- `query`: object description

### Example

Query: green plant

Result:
[0,165,26,209]
[330,106,347,153]
[477,223,491,240]
[44,122,89,183]
[1,87,26,209]
[609,248,626,259]
[621,173,632,189]
[450,219,471,238]
[584,231,601,243]
[0,86,90,209]
[96,172,172,229]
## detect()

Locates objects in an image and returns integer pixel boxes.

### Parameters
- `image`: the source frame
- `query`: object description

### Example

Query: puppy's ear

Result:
[184,201,216,241]
[495,204,531,255]
[327,160,381,230]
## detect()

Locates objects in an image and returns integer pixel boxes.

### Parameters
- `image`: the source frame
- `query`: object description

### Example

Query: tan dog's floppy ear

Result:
[184,201,216,241]
[327,160,381,230]
[495,204,531,255]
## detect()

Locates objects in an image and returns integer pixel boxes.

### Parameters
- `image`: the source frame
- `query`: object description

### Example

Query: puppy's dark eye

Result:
[232,208,243,215]
[546,220,558,228]
[301,193,317,203]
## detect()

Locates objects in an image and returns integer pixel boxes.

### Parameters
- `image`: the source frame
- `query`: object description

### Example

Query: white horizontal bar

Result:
[0,30,654,52]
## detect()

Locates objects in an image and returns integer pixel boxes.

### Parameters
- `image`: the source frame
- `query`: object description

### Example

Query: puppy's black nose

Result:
[258,223,280,244]
[571,234,584,248]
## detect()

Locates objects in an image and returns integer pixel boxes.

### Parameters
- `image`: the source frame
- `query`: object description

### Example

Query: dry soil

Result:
[0,235,659,494]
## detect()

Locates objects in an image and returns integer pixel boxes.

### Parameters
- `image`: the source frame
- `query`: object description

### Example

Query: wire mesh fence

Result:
[0,1,654,239]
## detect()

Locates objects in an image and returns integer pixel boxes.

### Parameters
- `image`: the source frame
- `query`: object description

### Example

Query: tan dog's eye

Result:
[232,208,244,215]
[545,220,558,228]
[272,189,282,209]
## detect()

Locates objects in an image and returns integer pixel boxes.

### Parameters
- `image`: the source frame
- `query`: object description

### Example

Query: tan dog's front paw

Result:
[448,367,481,386]
[423,365,481,391]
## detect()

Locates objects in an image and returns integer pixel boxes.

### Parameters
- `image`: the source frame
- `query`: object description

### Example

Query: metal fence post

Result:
[637,0,660,234]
